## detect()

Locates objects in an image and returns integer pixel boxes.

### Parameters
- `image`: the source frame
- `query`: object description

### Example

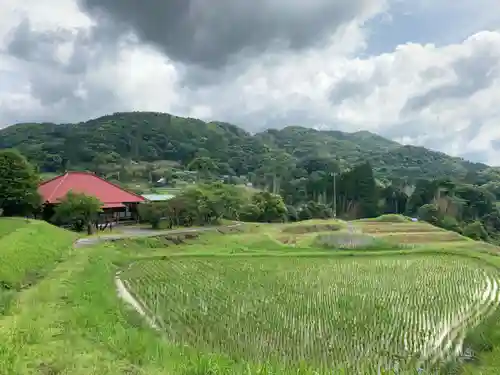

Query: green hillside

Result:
[0,111,495,183]
[255,126,489,180]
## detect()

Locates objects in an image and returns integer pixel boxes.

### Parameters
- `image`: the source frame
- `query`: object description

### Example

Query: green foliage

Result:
[138,183,254,228]
[417,204,441,225]
[463,221,489,242]
[0,149,41,216]
[251,191,287,223]
[53,192,103,234]
[285,205,299,222]
[438,215,462,233]
[137,202,170,229]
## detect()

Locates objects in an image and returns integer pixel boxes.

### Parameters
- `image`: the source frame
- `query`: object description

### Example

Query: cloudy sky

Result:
[1,1,500,165]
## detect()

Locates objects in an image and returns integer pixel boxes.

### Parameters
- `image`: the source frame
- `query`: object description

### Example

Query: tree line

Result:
[2,148,499,244]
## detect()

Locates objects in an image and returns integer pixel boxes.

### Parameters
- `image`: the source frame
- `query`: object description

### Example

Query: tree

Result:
[417,204,441,225]
[53,192,102,234]
[138,202,171,229]
[187,156,219,181]
[0,149,41,216]
[355,162,379,218]
[252,191,287,222]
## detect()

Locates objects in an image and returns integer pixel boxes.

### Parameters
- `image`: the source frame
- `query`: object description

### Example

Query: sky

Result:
[1,1,500,165]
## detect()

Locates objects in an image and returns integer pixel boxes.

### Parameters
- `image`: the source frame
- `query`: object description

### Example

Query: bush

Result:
[298,207,313,221]
[239,203,262,222]
[417,204,441,225]
[463,221,489,241]
[286,205,299,222]
[438,215,462,233]
[138,202,170,229]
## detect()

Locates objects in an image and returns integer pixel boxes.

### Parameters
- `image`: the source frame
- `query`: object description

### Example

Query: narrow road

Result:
[75,222,242,247]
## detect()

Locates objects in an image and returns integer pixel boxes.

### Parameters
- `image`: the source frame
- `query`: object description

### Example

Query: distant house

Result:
[38,171,146,222]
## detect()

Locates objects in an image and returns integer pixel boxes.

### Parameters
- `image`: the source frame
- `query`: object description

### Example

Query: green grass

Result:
[0,217,31,239]
[3,219,500,374]
[0,218,77,315]
[0,219,77,289]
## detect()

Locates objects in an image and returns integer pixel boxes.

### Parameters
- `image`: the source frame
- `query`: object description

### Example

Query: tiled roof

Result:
[38,171,145,205]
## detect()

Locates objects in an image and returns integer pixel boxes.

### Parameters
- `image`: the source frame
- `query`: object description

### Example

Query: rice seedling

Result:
[121,255,500,373]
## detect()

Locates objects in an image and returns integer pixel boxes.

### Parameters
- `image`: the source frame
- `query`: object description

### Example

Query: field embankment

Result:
[0,218,77,313]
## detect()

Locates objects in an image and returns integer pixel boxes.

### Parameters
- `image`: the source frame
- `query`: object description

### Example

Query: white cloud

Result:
[1,1,500,166]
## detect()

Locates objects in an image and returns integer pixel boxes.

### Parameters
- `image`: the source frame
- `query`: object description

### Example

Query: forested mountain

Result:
[256,126,490,180]
[0,111,497,183]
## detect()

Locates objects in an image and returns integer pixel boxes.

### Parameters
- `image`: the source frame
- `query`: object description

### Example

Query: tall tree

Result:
[353,162,379,218]
[0,149,41,216]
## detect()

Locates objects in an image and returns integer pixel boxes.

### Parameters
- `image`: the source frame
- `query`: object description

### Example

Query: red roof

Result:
[38,171,145,206]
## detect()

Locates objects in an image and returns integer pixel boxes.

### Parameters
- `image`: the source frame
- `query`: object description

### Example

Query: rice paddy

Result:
[107,218,500,374]
[121,254,500,373]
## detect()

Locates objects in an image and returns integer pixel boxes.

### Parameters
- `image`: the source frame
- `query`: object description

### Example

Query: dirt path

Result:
[75,222,242,247]
[115,273,161,331]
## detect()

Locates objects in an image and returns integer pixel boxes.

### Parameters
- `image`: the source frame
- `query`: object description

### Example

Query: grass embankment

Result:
[0,218,77,314]
[3,217,500,374]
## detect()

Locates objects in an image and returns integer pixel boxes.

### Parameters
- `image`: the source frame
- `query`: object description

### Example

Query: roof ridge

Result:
[79,171,146,201]
[46,172,69,203]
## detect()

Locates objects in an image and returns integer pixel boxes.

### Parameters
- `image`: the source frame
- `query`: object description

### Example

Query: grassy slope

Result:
[0,218,77,290]
[1,219,500,374]
[0,219,77,315]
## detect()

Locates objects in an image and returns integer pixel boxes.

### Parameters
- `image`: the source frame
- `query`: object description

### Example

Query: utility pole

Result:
[334,172,337,218]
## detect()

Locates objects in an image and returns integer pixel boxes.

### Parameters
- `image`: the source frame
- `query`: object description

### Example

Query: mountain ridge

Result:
[0,111,495,183]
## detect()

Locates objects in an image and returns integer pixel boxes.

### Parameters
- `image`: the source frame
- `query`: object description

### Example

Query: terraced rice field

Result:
[379,231,465,244]
[120,255,500,373]
[357,222,445,234]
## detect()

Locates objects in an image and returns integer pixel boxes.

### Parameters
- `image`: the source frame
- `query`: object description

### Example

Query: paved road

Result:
[75,222,241,247]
